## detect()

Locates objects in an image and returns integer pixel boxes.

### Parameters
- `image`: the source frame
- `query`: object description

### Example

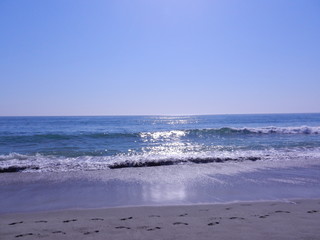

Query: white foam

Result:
[242,126,320,134]
[1,147,320,173]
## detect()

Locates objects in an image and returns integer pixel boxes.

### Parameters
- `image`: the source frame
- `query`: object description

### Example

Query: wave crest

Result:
[188,126,320,135]
[1,126,319,144]
[1,148,320,173]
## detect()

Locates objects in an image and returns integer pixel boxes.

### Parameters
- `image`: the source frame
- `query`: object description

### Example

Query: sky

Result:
[0,0,319,116]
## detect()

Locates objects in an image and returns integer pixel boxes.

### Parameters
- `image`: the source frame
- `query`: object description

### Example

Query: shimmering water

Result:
[1,114,320,172]
[1,114,320,212]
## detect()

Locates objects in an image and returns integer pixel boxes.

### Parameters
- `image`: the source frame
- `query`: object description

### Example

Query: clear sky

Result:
[1,0,319,116]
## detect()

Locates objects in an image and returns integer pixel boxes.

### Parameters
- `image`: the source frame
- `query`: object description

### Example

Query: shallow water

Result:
[1,161,320,213]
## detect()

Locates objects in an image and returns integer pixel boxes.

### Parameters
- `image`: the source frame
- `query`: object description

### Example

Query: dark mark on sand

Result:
[173,222,189,225]
[52,231,66,234]
[9,221,23,226]
[115,226,131,229]
[84,230,99,235]
[15,233,33,238]
[208,222,220,226]
[63,219,77,223]
[91,218,104,221]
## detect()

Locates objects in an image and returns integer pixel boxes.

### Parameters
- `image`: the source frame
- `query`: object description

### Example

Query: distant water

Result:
[1,114,320,173]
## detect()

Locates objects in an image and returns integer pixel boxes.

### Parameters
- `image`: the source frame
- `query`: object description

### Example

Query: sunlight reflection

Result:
[140,130,186,142]
[142,183,186,203]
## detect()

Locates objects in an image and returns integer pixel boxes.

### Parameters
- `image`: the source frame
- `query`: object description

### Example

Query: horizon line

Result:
[1,112,319,117]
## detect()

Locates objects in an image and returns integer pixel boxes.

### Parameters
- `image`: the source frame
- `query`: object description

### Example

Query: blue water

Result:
[1,114,320,172]
[1,114,320,213]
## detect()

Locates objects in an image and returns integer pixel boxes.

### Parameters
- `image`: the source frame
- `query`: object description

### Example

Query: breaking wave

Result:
[2,126,319,142]
[1,147,320,173]
[187,126,320,135]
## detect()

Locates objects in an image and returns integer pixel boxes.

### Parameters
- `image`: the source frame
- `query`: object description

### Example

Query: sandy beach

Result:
[1,199,320,240]
[2,0,320,236]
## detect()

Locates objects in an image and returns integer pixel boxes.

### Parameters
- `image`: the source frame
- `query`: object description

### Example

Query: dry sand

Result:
[1,199,320,240]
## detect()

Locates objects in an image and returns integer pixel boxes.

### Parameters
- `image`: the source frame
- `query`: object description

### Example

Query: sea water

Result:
[1,114,320,212]
[1,114,320,172]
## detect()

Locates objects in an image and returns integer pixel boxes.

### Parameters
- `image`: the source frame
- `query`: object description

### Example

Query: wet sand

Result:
[2,164,320,214]
[1,199,320,240]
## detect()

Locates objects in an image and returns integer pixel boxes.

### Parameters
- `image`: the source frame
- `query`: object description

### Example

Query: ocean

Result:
[1,114,320,172]
[1,114,320,213]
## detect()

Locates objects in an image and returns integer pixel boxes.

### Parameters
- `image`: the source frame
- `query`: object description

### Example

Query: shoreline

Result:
[1,199,320,240]
[1,163,320,214]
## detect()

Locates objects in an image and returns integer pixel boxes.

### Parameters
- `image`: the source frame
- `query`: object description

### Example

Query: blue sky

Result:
[1,0,319,116]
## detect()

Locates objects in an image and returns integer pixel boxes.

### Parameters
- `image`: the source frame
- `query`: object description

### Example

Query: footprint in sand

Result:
[35,220,47,223]
[229,217,245,220]
[147,227,162,231]
[115,226,131,230]
[63,219,77,223]
[15,233,33,238]
[208,222,220,226]
[91,218,104,221]
[173,222,189,225]
[149,215,161,218]
[275,210,290,213]
[307,210,318,214]
[259,215,269,219]
[52,231,66,235]
[120,217,133,221]
[9,221,23,226]
[179,213,188,217]
[225,208,232,210]
[147,227,161,231]
[84,230,99,235]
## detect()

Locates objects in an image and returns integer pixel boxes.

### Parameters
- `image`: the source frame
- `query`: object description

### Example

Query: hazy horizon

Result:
[1,112,320,118]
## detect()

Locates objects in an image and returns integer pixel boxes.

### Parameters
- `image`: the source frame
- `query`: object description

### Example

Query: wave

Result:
[187,126,320,135]
[1,148,320,173]
[0,166,39,173]
[0,132,140,144]
[0,155,261,172]
[108,156,261,169]
[1,126,319,141]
